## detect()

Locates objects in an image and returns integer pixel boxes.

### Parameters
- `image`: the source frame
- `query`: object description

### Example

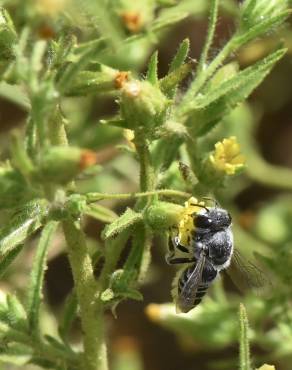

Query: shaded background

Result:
[1,1,292,369]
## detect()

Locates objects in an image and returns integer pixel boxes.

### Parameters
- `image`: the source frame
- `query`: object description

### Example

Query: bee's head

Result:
[194,207,232,231]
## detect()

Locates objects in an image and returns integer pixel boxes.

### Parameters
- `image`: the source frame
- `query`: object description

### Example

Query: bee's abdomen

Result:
[178,273,209,307]
[177,262,217,310]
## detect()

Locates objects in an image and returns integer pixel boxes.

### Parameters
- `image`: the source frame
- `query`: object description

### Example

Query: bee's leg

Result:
[166,236,189,264]
[166,256,196,265]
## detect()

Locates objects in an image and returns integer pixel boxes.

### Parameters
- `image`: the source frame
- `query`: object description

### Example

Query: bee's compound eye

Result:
[195,215,213,228]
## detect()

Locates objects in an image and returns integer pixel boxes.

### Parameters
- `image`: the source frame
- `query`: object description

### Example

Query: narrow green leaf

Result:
[0,82,30,110]
[160,62,193,97]
[0,343,32,366]
[6,294,27,331]
[146,51,159,86]
[27,221,58,337]
[44,334,70,353]
[239,303,251,370]
[0,243,23,278]
[57,38,106,93]
[236,10,291,47]
[197,0,219,74]
[102,208,143,240]
[58,291,78,343]
[106,224,151,304]
[169,39,190,73]
[0,199,48,257]
[84,204,118,224]
[188,48,286,136]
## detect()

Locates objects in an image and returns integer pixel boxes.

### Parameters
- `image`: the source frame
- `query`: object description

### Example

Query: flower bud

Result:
[36,146,97,184]
[145,201,183,231]
[120,80,169,137]
[239,0,288,32]
[116,0,155,33]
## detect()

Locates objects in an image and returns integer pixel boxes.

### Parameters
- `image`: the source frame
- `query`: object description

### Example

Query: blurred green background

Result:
[1,1,292,369]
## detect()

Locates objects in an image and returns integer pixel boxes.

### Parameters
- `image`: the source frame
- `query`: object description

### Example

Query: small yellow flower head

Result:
[256,365,276,370]
[177,197,206,246]
[209,136,245,176]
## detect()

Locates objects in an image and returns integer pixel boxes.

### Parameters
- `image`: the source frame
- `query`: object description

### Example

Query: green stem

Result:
[63,219,108,370]
[135,138,155,193]
[86,189,191,203]
[178,37,236,114]
[239,303,251,370]
[197,0,219,75]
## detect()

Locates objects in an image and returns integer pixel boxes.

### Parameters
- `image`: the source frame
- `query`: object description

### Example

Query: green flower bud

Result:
[145,201,183,231]
[120,80,169,138]
[239,0,288,32]
[0,8,17,60]
[66,65,130,96]
[36,146,97,184]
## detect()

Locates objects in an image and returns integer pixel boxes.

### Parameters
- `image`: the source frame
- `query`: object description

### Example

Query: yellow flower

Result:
[256,365,276,370]
[209,136,245,175]
[177,197,205,246]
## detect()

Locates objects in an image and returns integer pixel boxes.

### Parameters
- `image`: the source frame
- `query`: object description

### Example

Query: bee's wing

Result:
[227,248,271,294]
[177,252,206,313]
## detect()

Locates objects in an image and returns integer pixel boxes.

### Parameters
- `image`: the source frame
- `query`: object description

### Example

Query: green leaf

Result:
[6,294,27,331]
[160,62,193,97]
[102,208,143,240]
[239,303,251,370]
[26,221,58,337]
[197,0,219,74]
[237,10,290,45]
[169,38,190,73]
[57,38,106,93]
[84,204,118,224]
[0,343,32,366]
[0,82,30,110]
[104,224,151,305]
[58,291,78,343]
[0,199,48,257]
[0,243,23,278]
[146,51,159,86]
[187,48,286,136]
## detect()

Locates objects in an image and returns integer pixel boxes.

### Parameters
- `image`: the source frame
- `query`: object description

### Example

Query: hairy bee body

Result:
[168,200,234,313]
[168,198,268,313]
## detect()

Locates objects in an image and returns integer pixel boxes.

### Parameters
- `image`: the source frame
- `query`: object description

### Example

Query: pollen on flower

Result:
[177,197,206,246]
[209,136,245,175]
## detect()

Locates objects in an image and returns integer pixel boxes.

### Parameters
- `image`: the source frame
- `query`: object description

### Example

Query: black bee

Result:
[167,199,267,313]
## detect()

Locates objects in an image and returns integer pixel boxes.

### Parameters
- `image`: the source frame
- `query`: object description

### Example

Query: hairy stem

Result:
[239,303,251,370]
[63,219,108,370]
[197,0,219,75]
[86,189,191,203]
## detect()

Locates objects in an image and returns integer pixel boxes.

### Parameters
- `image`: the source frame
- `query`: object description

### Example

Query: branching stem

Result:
[63,219,108,370]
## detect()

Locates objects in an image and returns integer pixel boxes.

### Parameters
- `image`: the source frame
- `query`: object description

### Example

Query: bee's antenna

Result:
[189,203,210,213]
[201,197,219,208]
